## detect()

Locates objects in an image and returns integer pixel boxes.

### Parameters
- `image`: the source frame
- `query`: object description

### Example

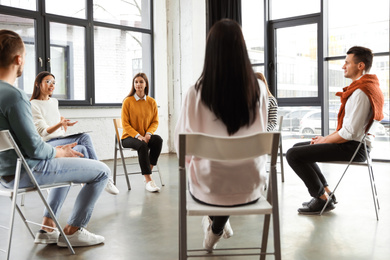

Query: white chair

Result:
[113,118,164,190]
[319,120,381,220]
[178,132,281,260]
[0,130,75,259]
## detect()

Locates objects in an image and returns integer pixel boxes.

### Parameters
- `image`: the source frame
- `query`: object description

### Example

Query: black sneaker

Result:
[302,192,337,206]
[298,197,335,215]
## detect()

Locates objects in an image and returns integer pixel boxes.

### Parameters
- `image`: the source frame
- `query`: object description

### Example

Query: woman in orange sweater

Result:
[121,72,163,192]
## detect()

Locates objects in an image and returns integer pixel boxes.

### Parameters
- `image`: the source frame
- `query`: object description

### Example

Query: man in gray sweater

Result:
[0,29,109,247]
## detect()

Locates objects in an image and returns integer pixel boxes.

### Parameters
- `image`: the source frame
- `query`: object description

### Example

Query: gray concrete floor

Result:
[1,153,389,260]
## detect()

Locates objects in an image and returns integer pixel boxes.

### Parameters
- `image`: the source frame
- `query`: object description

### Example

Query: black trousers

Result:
[286,140,367,198]
[121,135,163,175]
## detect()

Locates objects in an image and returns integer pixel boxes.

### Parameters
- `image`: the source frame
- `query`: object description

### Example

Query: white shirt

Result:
[338,88,373,147]
[30,98,65,141]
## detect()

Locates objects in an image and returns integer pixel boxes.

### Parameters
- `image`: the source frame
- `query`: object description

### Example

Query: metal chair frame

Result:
[0,130,75,259]
[319,120,381,220]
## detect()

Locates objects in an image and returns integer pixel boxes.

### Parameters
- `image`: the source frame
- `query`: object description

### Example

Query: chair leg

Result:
[155,164,165,186]
[119,147,131,190]
[113,138,118,185]
[260,214,271,260]
[179,169,187,260]
[279,141,285,182]
[368,164,380,220]
[15,204,35,238]
[6,193,19,260]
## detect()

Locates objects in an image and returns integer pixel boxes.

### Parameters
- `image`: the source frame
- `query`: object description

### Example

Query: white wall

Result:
[59,0,206,160]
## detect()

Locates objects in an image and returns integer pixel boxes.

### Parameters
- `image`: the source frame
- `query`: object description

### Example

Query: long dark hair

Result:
[195,19,260,135]
[30,71,55,101]
[126,72,149,97]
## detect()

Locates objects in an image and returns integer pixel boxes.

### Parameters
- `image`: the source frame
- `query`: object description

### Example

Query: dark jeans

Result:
[121,135,163,175]
[286,140,367,198]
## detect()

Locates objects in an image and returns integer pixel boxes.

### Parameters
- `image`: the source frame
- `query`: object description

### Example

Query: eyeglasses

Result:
[45,79,56,85]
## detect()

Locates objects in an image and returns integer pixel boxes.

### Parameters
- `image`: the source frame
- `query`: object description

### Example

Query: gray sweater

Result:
[0,80,55,177]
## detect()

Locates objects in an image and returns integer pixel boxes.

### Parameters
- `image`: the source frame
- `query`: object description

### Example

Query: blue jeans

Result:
[1,158,109,228]
[47,133,98,160]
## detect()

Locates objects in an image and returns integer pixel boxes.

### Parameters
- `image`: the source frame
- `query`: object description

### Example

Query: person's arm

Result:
[9,95,55,159]
[267,97,278,132]
[146,98,159,134]
[311,131,347,144]
[46,117,77,134]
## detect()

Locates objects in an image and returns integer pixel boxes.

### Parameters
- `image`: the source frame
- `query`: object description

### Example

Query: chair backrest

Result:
[113,118,123,144]
[367,120,380,135]
[0,130,15,153]
[179,132,280,167]
[278,116,284,132]
[0,130,25,163]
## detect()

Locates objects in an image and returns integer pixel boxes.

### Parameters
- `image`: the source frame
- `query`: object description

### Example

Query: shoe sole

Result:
[34,239,58,244]
[298,205,336,215]
[57,240,104,247]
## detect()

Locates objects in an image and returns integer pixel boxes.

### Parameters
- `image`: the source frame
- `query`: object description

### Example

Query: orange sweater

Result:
[121,96,159,139]
[336,74,384,132]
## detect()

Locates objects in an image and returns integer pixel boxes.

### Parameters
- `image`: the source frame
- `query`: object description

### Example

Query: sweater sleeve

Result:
[30,100,50,137]
[267,96,278,132]
[7,95,56,160]
[121,97,139,138]
[146,98,159,134]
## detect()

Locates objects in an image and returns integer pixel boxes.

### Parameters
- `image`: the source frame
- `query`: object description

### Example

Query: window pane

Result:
[0,14,36,94]
[276,23,318,98]
[0,0,36,11]
[271,0,320,20]
[253,66,265,74]
[279,106,321,150]
[93,0,151,29]
[49,22,86,101]
[242,0,264,64]
[46,0,86,19]
[94,27,152,103]
[328,0,389,56]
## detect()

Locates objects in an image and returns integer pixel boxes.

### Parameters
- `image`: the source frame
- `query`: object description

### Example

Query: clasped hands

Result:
[310,135,326,144]
[137,134,151,143]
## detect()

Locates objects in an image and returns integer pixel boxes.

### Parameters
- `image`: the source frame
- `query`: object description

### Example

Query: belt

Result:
[0,175,15,182]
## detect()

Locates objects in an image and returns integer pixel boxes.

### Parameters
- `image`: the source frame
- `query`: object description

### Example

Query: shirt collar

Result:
[134,93,147,101]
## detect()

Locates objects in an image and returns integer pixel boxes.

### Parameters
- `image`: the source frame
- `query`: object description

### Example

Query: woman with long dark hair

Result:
[30,71,119,196]
[121,72,163,192]
[175,19,268,252]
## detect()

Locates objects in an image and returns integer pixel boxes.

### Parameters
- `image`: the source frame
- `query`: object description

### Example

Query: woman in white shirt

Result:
[30,71,119,195]
[174,19,268,252]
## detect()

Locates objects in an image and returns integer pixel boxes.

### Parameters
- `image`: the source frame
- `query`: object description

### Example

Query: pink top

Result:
[174,80,269,206]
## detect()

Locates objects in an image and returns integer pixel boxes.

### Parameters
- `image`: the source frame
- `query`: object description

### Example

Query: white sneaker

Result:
[202,216,222,252]
[34,229,60,244]
[223,219,233,239]
[105,179,119,195]
[145,180,160,192]
[57,228,104,247]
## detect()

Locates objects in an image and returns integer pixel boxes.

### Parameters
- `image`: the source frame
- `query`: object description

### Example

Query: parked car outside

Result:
[299,110,338,135]
[299,110,386,136]
[280,108,312,132]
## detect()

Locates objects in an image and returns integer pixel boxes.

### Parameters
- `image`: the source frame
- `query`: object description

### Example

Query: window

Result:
[0,0,153,106]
